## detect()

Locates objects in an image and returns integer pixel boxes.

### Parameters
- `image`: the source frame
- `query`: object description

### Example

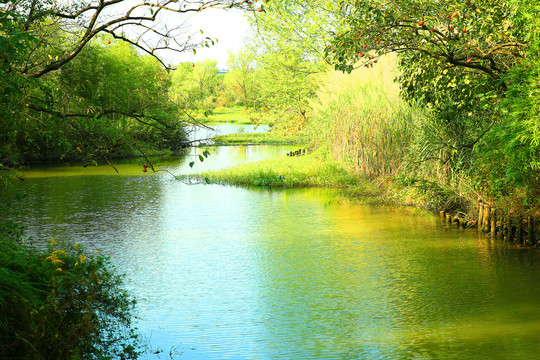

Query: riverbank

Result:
[198,148,382,198]
[210,132,308,146]
[197,145,539,247]
[202,107,262,125]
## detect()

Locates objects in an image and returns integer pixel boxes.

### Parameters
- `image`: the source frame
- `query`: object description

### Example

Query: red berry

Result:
[418,20,425,26]
[363,44,367,48]
[370,56,374,59]
[431,28,435,31]
[376,40,380,44]
[462,29,467,33]
[467,58,472,63]
[142,168,147,172]
[449,27,454,30]
[258,8,262,12]
[107,41,111,44]
[446,14,451,19]
[359,53,364,57]
[465,46,469,50]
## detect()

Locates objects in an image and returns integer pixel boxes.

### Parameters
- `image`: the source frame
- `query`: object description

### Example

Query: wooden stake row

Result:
[440,203,538,246]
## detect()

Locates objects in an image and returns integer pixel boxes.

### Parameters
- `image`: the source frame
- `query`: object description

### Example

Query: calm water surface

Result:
[15,145,540,359]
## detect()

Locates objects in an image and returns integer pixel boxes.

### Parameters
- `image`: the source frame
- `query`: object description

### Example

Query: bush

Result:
[0,236,142,360]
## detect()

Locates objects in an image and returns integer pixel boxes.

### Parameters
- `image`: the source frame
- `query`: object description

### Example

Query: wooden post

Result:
[516,217,523,245]
[482,205,490,232]
[439,211,446,222]
[490,208,496,239]
[527,217,535,245]
[497,213,504,240]
[506,217,513,242]
[478,203,484,230]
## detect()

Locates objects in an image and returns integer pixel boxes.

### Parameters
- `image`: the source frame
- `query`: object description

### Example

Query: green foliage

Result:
[203,106,259,124]
[308,55,423,178]
[312,0,539,215]
[222,46,324,133]
[220,49,260,108]
[328,0,524,81]
[170,60,221,111]
[1,33,188,165]
[472,1,540,213]
[250,0,341,61]
[0,237,141,360]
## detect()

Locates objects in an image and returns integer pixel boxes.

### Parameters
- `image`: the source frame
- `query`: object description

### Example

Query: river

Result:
[13,129,540,359]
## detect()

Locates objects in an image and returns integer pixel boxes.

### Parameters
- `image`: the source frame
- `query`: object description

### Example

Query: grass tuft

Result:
[199,150,359,188]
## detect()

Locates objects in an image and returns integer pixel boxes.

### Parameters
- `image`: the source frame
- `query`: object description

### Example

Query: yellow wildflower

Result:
[51,258,64,266]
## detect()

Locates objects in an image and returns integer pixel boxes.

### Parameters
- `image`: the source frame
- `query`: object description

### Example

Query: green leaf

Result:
[189,161,195,168]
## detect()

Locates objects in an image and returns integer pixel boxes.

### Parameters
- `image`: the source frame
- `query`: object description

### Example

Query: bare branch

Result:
[15,0,248,77]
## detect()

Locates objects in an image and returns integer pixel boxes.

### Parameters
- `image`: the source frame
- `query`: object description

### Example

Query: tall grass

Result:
[308,55,425,178]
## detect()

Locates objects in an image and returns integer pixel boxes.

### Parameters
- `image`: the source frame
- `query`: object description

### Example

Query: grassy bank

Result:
[211,132,308,145]
[199,150,364,189]
[203,107,261,125]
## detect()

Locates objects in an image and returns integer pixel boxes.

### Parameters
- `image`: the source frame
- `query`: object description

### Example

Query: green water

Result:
[14,145,540,359]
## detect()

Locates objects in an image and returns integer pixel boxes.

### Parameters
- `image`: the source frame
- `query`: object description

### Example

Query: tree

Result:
[223,49,259,107]
[254,49,323,131]
[249,0,344,62]
[325,0,539,213]
[327,0,525,79]
[0,0,255,166]
[169,60,220,111]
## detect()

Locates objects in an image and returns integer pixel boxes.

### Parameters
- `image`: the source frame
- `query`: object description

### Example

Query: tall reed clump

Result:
[308,55,425,178]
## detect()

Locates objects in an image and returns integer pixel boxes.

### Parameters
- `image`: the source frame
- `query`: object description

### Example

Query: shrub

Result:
[0,236,142,360]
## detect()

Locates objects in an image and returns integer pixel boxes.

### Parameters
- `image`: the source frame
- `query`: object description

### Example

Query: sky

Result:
[163,8,252,70]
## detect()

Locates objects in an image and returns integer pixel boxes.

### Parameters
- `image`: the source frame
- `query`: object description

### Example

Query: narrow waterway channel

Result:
[14,134,540,359]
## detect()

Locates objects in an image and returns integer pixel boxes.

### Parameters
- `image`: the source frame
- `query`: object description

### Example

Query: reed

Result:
[307,55,424,178]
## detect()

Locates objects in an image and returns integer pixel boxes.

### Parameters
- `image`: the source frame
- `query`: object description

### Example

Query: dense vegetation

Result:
[242,0,540,220]
[2,0,540,357]
[0,235,142,359]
